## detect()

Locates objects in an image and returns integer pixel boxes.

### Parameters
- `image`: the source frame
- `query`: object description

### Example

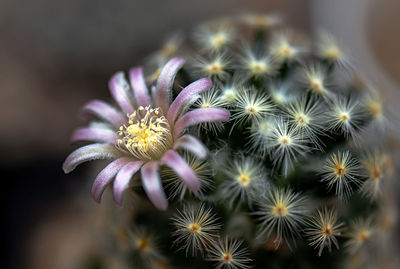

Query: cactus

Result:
[64,14,398,269]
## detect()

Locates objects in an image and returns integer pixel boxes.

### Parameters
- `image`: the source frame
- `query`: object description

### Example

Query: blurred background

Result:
[1,0,399,268]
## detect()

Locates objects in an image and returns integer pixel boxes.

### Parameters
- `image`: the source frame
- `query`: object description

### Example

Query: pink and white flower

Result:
[63,57,230,210]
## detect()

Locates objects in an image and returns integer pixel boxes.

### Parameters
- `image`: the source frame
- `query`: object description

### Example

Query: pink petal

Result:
[173,135,208,159]
[71,127,119,144]
[140,161,168,210]
[129,67,151,107]
[161,150,200,192]
[109,72,135,114]
[63,143,122,173]
[91,157,132,203]
[82,100,125,128]
[155,57,186,113]
[113,161,144,206]
[173,107,230,138]
[167,77,212,124]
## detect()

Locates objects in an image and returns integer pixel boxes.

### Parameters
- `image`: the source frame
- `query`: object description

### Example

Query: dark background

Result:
[1,1,399,268]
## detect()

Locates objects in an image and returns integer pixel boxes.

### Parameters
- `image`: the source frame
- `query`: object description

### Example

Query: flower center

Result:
[245,105,257,114]
[295,114,309,126]
[310,78,324,92]
[339,112,350,122]
[367,102,382,117]
[211,33,227,48]
[325,47,340,60]
[237,173,250,186]
[358,230,370,242]
[201,103,213,108]
[372,165,382,181]
[207,62,223,75]
[117,106,172,160]
[188,223,201,233]
[250,61,267,75]
[323,226,333,236]
[335,165,347,178]
[273,203,288,217]
[223,89,236,102]
[223,253,233,263]
[280,135,291,146]
[136,237,149,252]
[279,44,293,57]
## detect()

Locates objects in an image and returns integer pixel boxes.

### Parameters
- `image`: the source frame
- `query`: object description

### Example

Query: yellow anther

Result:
[279,44,293,57]
[250,61,266,75]
[224,91,235,102]
[211,33,227,48]
[188,223,201,233]
[280,136,291,145]
[246,105,257,114]
[201,103,212,108]
[295,114,309,125]
[323,225,333,236]
[335,165,347,178]
[223,253,233,262]
[237,173,250,186]
[325,47,340,60]
[273,203,288,217]
[310,78,323,92]
[117,106,172,160]
[208,63,222,74]
[339,112,350,122]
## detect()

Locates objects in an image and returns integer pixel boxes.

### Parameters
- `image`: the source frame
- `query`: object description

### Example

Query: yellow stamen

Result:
[371,165,382,181]
[246,105,257,114]
[223,90,236,102]
[201,103,213,108]
[237,173,250,186]
[188,223,201,233]
[207,62,223,75]
[117,106,172,160]
[273,203,288,217]
[331,153,347,179]
[335,166,347,178]
[250,61,266,75]
[223,253,233,263]
[210,33,227,49]
[325,47,340,60]
[295,114,309,125]
[137,237,149,252]
[323,225,333,236]
[279,44,293,57]
[357,230,370,242]
[280,136,291,146]
[310,78,324,92]
[340,112,350,122]
[367,102,382,117]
